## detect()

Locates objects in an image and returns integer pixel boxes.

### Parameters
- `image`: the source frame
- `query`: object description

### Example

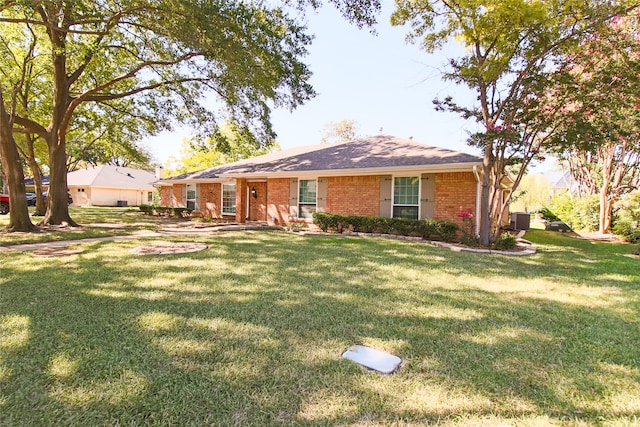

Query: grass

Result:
[0,207,180,246]
[0,222,639,425]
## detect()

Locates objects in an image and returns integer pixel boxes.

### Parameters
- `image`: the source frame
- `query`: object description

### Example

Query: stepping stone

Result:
[129,242,208,255]
[342,345,402,374]
[32,246,83,257]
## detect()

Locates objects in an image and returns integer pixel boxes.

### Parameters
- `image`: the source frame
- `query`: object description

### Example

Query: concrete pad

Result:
[342,345,402,374]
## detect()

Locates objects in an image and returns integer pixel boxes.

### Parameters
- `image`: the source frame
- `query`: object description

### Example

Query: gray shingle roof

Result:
[67,165,157,190]
[165,135,482,181]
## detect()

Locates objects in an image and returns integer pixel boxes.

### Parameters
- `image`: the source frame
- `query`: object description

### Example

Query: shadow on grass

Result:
[0,230,638,425]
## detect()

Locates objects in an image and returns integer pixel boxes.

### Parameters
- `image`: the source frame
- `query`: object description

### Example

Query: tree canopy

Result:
[391,0,636,245]
[545,9,640,233]
[320,119,361,144]
[0,0,380,231]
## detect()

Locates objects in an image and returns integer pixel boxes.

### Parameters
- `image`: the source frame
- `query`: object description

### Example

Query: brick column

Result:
[235,178,247,223]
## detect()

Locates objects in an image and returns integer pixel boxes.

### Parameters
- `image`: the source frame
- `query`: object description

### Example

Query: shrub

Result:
[538,207,560,222]
[312,212,459,242]
[138,205,192,217]
[613,190,640,243]
[493,232,517,250]
[613,220,640,243]
[139,204,153,215]
[543,193,600,231]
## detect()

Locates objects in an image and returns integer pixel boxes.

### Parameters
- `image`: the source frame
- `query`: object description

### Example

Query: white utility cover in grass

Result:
[342,345,402,374]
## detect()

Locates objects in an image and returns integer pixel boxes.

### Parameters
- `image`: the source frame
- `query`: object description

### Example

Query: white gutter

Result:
[214,163,483,180]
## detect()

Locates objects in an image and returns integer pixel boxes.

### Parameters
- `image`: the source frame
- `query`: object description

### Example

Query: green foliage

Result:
[544,193,600,231]
[139,205,192,218]
[538,207,561,222]
[0,0,379,227]
[493,232,517,250]
[616,190,640,223]
[613,190,640,242]
[613,220,640,243]
[510,174,553,213]
[312,212,459,242]
[165,125,281,177]
[390,0,633,245]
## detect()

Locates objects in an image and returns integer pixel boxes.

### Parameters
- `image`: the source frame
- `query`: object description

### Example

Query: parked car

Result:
[0,191,71,214]
[43,191,73,206]
[26,192,37,206]
[0,194,9,214]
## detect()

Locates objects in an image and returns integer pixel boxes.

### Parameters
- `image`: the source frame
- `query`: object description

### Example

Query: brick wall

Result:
[172,185,183,208]
[266,178,290,225]
[326,176,380,216]
[248,182,267,221]
[199,183,221,218]
[160,187,171,206]
[434,172,477,227]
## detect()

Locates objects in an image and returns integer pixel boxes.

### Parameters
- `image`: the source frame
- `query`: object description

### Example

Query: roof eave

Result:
[214,162,483,179]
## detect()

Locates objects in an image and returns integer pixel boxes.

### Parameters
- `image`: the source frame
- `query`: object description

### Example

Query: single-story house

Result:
[66,165,159,207]
[156,135,499,230]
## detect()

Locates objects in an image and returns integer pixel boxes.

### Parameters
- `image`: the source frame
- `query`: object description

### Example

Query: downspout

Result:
[473,165,481,237]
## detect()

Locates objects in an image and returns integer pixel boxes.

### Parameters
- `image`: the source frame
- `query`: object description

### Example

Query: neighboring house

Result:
[65,165,158,207]
[156,135,495,230]
[552,170,580,196]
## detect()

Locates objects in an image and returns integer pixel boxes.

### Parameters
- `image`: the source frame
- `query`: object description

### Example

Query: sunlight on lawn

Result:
[0,230,638,425]
[0,315,30,350]
[49,369,147,406]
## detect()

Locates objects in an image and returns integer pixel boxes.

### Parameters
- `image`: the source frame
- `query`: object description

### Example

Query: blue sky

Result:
[144,4,484,165]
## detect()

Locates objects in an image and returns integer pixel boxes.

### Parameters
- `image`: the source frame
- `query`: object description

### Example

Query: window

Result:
[393,176,419,220]
[298,179,317,219]
[147,192,153,203]
[222,183,236,215]
[186,184,196,210]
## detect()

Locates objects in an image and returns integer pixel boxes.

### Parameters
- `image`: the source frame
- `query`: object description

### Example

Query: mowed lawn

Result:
[0,227,638,426]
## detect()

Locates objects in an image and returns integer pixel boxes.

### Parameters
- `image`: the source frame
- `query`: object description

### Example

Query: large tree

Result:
[166,123,280,176]
[0,87,37,231]
[391,0,634,246]
[546,11,640,233]
[321,119,361,144]
[0,0,380,231]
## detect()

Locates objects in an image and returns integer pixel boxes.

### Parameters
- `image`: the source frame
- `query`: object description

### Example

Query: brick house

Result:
[156,135,489,230]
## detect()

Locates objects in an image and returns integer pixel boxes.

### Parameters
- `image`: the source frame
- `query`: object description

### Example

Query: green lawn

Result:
[0,226,638,426]
[0,207,178,246]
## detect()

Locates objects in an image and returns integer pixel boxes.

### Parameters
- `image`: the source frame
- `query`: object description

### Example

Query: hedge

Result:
[312,212,459,242]
[139,204,193,217]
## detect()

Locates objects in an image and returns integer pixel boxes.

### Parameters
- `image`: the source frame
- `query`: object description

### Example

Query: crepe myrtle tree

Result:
[545,10,640,233]
[391,0,636,246]
[0,0,380,230]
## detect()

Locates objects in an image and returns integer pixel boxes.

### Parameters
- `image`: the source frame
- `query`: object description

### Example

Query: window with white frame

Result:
[393,176,419,220]
[298,179,317,219]
[186,184,196,210]
[222,183,236,215]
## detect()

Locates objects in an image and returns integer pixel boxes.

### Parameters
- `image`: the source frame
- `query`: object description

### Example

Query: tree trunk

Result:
[40,11,77,227]
[24,134,47,215]
[0,90,37,232]
[41,140,77,226]
[479,141,493,247]
[598,147,614,234]
[600,191,613,234]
